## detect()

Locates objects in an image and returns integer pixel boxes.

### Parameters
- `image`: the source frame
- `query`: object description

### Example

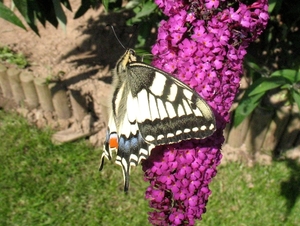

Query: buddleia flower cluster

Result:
[142,0,269,225]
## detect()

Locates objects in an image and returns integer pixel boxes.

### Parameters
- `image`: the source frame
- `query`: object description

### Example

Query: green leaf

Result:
[134,1,157,19]
[52,0,67,31]
[233,92,264,127]
[280,84,291,89]
[13,0,39,35]
[0,2,26,30]
[268,0,277,13]
[102,0,110,11]
[248,77,287,96]
[245,59,261,71]
[271,69,300,83]
[125,0,140,9]
[60,0,72,11]
[35,0,58,28]
[128,1,157,23]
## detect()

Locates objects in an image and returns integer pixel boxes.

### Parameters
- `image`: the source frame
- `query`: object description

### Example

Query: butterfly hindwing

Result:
[100,86,155,191]
[100,49,216,191]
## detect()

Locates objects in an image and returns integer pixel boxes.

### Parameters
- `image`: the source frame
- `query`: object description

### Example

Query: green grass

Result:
[0,110,299,225]
[202,162,300,226]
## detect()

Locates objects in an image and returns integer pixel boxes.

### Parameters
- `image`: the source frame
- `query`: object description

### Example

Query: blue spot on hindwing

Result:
[130,136,139,150]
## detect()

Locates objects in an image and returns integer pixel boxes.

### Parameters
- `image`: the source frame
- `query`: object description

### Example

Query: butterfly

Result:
[99,49,216,191]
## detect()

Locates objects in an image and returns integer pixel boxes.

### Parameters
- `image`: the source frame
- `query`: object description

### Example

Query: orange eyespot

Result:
[109,134,118,149]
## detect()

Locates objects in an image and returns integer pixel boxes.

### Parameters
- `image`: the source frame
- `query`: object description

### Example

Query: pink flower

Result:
[144,0,269,225]
[205,0,220,9]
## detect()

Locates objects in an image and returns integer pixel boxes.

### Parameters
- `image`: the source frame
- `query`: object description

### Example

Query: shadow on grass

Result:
[280,158,300,221]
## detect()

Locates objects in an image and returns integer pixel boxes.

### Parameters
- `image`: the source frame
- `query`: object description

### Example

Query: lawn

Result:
[0,110,299,225]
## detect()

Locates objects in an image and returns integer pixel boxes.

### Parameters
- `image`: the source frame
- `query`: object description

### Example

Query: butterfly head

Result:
[127,49,137,63]
[116,49,137,74]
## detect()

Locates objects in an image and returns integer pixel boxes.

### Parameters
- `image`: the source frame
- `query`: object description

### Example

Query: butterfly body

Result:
[100,49,216,191]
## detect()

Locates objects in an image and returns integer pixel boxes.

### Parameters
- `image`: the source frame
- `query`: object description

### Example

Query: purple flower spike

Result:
[143,0,269,225]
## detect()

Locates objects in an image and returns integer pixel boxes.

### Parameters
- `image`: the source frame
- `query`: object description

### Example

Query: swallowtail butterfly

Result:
[99,49,216,191]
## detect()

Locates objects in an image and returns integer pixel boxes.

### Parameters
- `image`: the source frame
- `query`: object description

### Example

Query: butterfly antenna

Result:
[109,25,126,50]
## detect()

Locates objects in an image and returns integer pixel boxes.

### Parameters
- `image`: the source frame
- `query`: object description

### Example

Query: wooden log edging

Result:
[34,77,55,111]
[227,115,251,148]
[7,68,25,105]
[276,105,300,154]
[0,63,103,144]
[261,105,291,154]
[0,64,13,98]
[20,71,39,109]
[49,82,71,119]
[244,106,274,155]
[226,103,299,159]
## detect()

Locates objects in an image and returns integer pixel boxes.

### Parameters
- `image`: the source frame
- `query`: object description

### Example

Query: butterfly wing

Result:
[128,62,216,145]
[100,49,216,191]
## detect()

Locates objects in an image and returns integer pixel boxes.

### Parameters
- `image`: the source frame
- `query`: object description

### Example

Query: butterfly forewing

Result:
[128,62,216,145]
[100,49,216,191]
